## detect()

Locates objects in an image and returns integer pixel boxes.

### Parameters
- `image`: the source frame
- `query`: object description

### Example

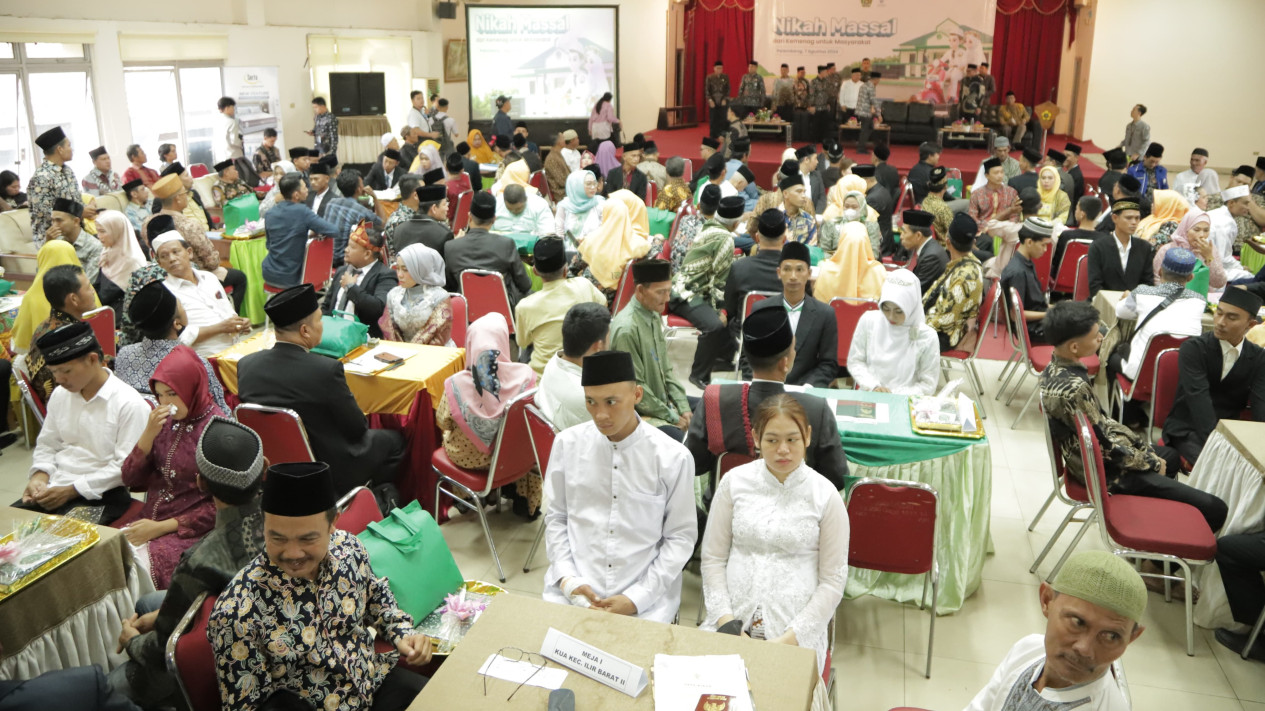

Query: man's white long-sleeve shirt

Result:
[30,371,149,499]
[543,420,697,623]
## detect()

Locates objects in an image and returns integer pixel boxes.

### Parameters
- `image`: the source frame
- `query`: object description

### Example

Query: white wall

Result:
[1082,0,1263,169]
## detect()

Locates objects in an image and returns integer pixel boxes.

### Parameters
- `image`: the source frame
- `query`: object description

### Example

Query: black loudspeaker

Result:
[328,72,386,116]
[436,1,457,19]
[329,73,360,116]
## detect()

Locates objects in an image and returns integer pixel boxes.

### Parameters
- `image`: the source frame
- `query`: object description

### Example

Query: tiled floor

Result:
[3,333,1261,709]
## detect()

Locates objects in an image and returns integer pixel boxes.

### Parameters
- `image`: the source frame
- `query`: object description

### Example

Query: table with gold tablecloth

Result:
[336,115,393,164]
[213,331,466,506]
[0,509,154,678]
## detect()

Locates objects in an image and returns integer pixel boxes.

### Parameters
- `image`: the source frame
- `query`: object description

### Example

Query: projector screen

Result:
[466,5,618,121]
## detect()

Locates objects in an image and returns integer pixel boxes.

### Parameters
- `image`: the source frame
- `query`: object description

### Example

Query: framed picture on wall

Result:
[444,39,467,83]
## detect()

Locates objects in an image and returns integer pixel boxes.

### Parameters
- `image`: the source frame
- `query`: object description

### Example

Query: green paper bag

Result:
[222,193,260,236]
[312,310,368,359]
[358,500,465,623]
[1187,260,1210,298]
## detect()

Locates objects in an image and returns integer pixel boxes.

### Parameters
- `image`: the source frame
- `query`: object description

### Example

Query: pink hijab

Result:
[594,141,620,175]
[1154,209,1225,288]
[443,313,536,453]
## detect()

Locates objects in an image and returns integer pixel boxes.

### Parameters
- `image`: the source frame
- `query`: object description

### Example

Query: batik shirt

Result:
[1039,354,1163,485]
[253,144,281,176]
[809,77,831,110]
[116,338,229,413]
[854,82,878,117]
[784,207,817,245]
[314,112,339,157]
[737,72,765,108]
[208,530,416,710]
[705,74,730,106]
[82,168,121,196]
[29,159,81,246]
[668,213,705,273]
[211,179,252,207]
[793,78,810,110]
[381,204,416,260]
[921,194,954,244]
[655,180,692,213]
[671,218,734,309]
[923,255,983,349]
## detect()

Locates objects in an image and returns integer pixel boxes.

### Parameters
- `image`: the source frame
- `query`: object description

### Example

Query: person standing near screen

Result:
[705,61,730,139]
[493,96,514,140]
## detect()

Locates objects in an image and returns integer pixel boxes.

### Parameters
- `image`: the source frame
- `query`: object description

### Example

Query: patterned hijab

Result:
[443,313,536,453]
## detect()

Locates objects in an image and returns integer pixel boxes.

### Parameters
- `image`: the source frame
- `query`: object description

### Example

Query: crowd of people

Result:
[4,63,1265,711]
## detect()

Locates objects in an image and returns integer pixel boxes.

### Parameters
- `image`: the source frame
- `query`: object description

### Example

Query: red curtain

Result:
[992,0,1070,108]
[681,0,754,122]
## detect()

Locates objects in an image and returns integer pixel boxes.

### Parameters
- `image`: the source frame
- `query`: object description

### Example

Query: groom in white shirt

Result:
[543,350,697,623]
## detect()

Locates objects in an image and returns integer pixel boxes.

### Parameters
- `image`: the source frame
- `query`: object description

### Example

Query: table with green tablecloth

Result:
[1241,246,1265,275]
[808,388,993,614]
[228,237,269,325]
[648,206,674,238]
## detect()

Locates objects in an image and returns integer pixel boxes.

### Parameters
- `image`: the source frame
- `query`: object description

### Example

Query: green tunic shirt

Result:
[672,218,734,309]
[609,298,690,426]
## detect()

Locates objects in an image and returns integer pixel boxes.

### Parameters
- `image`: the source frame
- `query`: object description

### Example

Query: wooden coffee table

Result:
[743,118,793,147]
[939,125,994,149]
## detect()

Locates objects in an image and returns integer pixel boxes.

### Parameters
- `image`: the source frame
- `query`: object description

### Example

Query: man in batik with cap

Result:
[748,242,837,388]
[686,306,847,490]
[210,158,252,207]
[46,197,104,284]
[29,126,94,246]
[670,195,739,389]
[609,259,694,440]
[971,137,1020,193]
[16,322,148,524]
[81,146,121,196]
[210,462,430,711]
[145,173,239,287]
[238,285,405,495]
[110,417,267,708]
[515,237,605,375]
[965,551,1146,711]
[543,350,697,624]
[922,166,955,243]
[705,61,731,138]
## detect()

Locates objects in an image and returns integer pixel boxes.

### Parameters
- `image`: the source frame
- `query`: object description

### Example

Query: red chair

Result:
[1112,333,1188,423]
[83,306,116,358]
[460,268,516,333]
[15,368,46,423]
[447,292,468,346]
[521,402,560,573]
[998,287,1100,429]
[188,163,209,178]
[451,189,474,233]
[1148,347,1182,446]
[736,291,779,373]
[894,178,914,215]
[682,159,693,184]
[612,259,638,315]
[939,280,998,417]
[667,201,697,245]
[527,170,548,202]
[1072,254,1091,302]
[847,477,940,678]
[165,591,220,711]
[335,486,382,535]
[1075,411,1216,656]
[830,297,878,370]
[1033,242,1053,293]
[263,238,334,295]
[1051,239,1093,294]
[1027,392,1094,582]
[434,388,539,582]
[644,180,658,208]
[234,403,315,466]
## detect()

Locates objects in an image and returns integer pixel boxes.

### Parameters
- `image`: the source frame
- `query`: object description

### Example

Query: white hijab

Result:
[869,268,928,382]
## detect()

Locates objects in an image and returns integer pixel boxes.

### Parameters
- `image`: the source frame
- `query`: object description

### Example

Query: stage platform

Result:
[643,124,1106,192]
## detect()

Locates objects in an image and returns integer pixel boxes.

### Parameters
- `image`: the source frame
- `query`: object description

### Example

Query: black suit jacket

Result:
[1163,333,1265,459]
[866,184,895,255]
[908,160,933,205]
[390,216,454,265]
[442,228,533,306]
[724,248,783,328]
[364,163,408,191]
[876,162,900,201]
[462,157,483,193]
[320,260,397,338]
[750,296,838,388]
[1087,234,1154,296]
[1008,171,1038,195]
[912,240,949,293]
[603,166,648,202]
[809,171,827,215]
[1068,165,1085,206]
[237,342,399,494]
[305,188,334,218]
[685,380,848,488]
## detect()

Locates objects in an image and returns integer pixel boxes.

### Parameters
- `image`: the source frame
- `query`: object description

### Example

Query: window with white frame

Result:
[0,41,102,184]
[123,64,225,170]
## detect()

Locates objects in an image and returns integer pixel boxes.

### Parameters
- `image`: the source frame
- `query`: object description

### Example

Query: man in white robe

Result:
[964,551,1145,711]
[1210,185,1257,282]
[543,350,698,624]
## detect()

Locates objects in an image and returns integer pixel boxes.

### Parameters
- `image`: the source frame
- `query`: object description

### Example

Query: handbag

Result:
[222,193,260,235]
[312,310,368,359]
[358,500,465,623]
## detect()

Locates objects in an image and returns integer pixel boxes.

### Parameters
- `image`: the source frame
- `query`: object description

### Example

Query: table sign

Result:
[540,627,649,697]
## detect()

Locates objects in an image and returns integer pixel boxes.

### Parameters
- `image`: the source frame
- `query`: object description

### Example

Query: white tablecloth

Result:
[1189,426,1265,629]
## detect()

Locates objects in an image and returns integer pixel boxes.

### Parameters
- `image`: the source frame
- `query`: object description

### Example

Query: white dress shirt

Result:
[493,192,555,236]
[30,371,149,499]
[561,147,582,173]
[543,420,698,623]
[164,271,238,358]
[215,113,243,162]
[333,265,369,313]
[1113,233,1132,271]
[839,79,861,110]
[1172,168,1220,199]
[406,107,426,130]
[1115,287,1205,380]
[1222,337,1245,380]
[536,354,589,431]
[311,188,332,217]
[784,295,806,333]
[720,180,739,199]
[965,634,1129,711]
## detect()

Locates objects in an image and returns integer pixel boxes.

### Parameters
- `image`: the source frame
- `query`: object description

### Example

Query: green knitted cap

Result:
[1052,551,1147,623]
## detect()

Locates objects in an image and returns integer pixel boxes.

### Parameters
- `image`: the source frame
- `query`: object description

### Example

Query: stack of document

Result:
[343,345,412,376]
[652,654,753,711]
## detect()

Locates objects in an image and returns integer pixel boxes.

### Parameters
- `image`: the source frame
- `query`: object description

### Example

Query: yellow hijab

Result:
[1137,189,1191,242]
[609,189,650,241]
[467,130,496,164]
[823,175,878,222]
[815,222,886,301]
[1036,166,1062,209]
[579,198,651,289]
[12,240,99,352]
[491,160,539,197]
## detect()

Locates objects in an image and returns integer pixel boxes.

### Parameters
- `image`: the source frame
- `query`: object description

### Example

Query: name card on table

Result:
[540,627,649,697]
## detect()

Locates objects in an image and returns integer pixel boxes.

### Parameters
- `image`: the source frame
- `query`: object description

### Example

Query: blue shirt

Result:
[261,200,338,287]
[323,197,382,261]
[493,111,514,140]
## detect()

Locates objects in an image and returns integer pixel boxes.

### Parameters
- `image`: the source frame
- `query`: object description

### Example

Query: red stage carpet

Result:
[644,125,1105,192]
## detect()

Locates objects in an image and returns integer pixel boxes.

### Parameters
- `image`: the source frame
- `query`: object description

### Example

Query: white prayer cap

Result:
[1222,185,1250,201]
[381,132,395,148]
[151,231,183,251]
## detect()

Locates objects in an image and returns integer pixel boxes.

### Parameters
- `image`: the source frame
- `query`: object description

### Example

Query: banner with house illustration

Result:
[753,0,997,103]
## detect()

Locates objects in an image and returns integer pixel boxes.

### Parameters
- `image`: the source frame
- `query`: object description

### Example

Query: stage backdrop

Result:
[466,5,618,122]
[753,0,997,103]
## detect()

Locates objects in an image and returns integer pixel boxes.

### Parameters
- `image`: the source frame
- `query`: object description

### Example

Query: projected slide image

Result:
[467,6,618,121]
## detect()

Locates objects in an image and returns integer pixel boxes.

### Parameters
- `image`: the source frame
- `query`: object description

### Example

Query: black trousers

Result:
[709,105,728,138]
[220,267,248,312]
[1110,459,1228,533]
[856,114,873,153]
[1216,531,1265,627]
[669,298,732,384]
[11,486,134,525]
[1160,431,1205,468]
[259,668,428,711]
[1106,347,1149,425]
[812,109,834,143]
[657,395,701,442]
